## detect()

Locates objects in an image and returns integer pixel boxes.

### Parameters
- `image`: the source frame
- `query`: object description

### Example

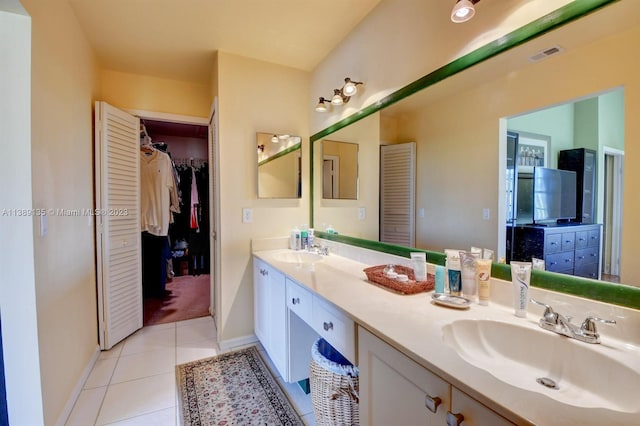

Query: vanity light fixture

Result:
[315,77,364,112]
[451,0,479,24]
[271,135,279,143]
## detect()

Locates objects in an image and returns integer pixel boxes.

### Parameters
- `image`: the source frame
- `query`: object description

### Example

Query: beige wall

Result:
[310,0,572,134]
[216,52,310,342]
[101,69,211,118]
[322,140,358,199]
[19,0,100,423]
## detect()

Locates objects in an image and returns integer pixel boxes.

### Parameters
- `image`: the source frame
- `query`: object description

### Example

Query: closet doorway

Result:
[139,116,213,326]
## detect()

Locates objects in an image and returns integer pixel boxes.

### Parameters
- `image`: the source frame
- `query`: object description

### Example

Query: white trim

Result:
[55,346,100,426]
[603,146,624,276]
[125,108,208,125]
[208,97,222,341]
[218,335,259,351]
[322,155,340,199]
[497,118,508,260]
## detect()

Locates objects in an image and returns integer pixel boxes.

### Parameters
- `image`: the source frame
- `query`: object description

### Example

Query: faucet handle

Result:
[530,299,559,324]
[580,316,617,335]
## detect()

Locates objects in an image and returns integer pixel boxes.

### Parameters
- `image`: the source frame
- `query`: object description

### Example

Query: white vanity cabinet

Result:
[253,257,287,377]
[358,326,515,426]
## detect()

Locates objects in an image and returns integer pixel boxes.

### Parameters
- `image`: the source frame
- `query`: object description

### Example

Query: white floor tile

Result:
[121,327,176,357]
[98,341,124,360]
[101,407,176,426]
[176,318,216,345]
[176,338,218,365]
[111,348,175,384]
[95,373,176,425]
[65,386,107,426]
[84,357,118,389]
[176,315,214,329]
[142,322,175,332]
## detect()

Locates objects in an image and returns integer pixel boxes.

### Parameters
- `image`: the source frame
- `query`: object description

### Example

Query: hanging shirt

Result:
[190,166,199,231]
[140,150,180,236]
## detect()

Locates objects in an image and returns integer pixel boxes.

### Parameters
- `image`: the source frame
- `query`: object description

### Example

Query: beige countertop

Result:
[253,245,640,425]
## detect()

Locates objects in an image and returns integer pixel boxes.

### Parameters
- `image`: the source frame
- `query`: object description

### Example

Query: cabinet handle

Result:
[446,411,465,426]
[323,321,334,331]
[424,394,442,413]
[259,268,268,276]
[292,297,300,305]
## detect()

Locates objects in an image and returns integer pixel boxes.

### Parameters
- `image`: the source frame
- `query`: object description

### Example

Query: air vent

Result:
[528,45,565,62]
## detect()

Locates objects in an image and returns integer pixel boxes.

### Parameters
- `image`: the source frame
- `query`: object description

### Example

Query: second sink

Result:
[442,319,639,414]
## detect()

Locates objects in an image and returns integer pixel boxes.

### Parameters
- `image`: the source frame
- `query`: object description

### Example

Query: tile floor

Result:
[65,316,316,425]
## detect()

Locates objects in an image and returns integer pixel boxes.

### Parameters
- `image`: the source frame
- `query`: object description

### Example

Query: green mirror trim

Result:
[258,142,301,167]
[309,0,640,311]
[318,231,640,310]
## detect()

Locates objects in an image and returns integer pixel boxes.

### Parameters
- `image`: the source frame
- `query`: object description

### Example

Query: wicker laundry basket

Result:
[310,338,359,425]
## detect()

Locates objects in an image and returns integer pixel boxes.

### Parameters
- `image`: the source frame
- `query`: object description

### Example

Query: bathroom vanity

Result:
[252,238,640,425]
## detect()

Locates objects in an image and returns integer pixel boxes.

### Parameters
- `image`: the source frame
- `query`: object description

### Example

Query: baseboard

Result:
[218,334,258,351]
[55,345,100,426]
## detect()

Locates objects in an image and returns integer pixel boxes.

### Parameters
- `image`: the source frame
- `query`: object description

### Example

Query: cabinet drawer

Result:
[286,278,313,324]
[544,233,562,254]
[588,229,600,247]
[575,247,599,269]
[561,232,576,251]
[575,231,589,249]
[575,262,599,280]
[313,297,356,364]
[545,252,574,273]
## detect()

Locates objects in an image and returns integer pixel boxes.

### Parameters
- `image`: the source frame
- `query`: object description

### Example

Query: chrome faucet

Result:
[530,299,616,344]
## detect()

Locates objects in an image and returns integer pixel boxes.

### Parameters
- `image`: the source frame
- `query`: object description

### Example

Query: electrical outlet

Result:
[358,207,366,220]
[419,208,425,218]
[482,208,490,220]
[242,208,253,224]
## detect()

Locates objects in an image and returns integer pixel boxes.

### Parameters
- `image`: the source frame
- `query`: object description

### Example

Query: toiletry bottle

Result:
[301,229,308,250]
[459,251,479,301]
[476,258,492,306]
[447,254,462,296]
[290,227,299,250]
[295,228,301,250]
[511,261,532,317]
[308,228,315,248]
[435,265,445,293]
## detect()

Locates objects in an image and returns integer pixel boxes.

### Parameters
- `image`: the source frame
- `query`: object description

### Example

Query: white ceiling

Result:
[68,0,383,84]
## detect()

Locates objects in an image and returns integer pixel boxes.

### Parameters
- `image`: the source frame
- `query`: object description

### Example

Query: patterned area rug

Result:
[176,346,304,425]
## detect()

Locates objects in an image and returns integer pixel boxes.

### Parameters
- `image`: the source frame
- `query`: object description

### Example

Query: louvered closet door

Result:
[95,101,142,350]
[380,142,416,247]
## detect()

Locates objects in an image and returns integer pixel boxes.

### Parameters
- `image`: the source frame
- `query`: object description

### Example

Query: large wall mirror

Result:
[257,132,302,199]
[310,0,640,308]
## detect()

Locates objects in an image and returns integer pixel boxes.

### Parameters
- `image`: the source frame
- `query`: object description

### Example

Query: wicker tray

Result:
[363,265,435,295]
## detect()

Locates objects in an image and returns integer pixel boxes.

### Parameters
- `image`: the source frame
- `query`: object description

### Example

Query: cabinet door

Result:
[448,387,514,426]
[268,266,287,378]
[253,258,287,377]
[253,258,270,348]
[359,327,449,425]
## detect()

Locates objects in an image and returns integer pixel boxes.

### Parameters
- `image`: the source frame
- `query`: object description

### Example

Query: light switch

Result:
[358,207,366,220]
[419,208,425,218]
[40,214,48,237]
[482,208,490,221]
[242,208,253,224]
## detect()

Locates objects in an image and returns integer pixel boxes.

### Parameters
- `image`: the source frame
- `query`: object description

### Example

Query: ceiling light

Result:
[315,77,364,112]
[271,135,279,143]
[315,97,330,112]
[342,78,363,96]
[451,0,477,24]
[331,89,345,106]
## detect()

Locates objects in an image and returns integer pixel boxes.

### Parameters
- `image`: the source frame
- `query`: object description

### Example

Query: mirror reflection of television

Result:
[533,167,577,224]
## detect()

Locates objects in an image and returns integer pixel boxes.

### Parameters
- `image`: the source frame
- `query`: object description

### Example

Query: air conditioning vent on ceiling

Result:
[528,45,565,62]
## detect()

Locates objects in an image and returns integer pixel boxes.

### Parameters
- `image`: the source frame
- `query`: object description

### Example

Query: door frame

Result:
[322,155,340,199]
[208,98,222,338]
[126,108,214,325]
[602,146,624,276]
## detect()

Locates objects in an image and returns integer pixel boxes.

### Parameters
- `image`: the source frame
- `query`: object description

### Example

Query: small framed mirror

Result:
[322,140,359,200]
[257,132,302,199]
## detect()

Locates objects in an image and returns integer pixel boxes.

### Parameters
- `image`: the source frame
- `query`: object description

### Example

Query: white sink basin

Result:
[273,251,324,264]
[442,319,640,413]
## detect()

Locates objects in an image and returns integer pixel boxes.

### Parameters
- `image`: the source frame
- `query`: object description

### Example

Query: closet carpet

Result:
[144,274,210,326]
